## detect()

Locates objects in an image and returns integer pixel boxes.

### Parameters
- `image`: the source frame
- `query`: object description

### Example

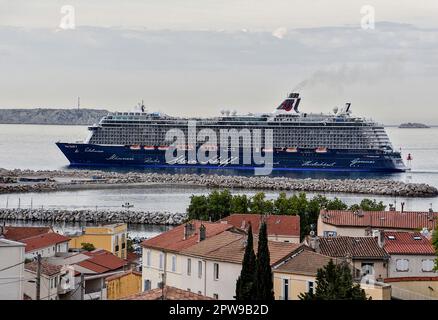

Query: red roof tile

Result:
[25,261,62,277]
[76,260,110,273]
[122,286,214,300]
[141,220,233,252]
[181,229,303,265]
[383,232,435,255]
[384,276,438,283]
[275,249,339,276]
[2,226,53,241]
[82,249,127,270]
[21,233,70,253]
[320,210,437,230]
[220,214,300,237]
[318,236,389,259]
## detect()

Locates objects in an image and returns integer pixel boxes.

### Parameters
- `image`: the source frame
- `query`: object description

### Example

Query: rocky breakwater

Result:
[1,169,438,197]
[0,208,186,225]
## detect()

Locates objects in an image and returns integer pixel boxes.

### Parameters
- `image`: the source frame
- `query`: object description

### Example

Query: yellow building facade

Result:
[69,223,128,259]
[106,270,142,300]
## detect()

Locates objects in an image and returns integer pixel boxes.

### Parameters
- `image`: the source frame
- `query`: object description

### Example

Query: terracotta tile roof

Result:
[384,276,438,283]
[122,286,214,300]
[82,249,127,271]
[320,210,437,230]
[275,249,338,276]
[21,233,70,253]
[141,220,233,253]
[76,259,110,273]
[220,214,300,237]
[383,232,435,255]
[25,260,62,277]
[181,229,303,265]
[2,226,52,241]
[125,252,140,263]
[318,236,389,259]
[105,269,142,282]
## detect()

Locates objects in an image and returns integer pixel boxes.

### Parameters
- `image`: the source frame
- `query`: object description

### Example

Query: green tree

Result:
[274,192,293,215]
[326,197,348,210]
[187,195,209,220]
[235,224,256,300]
[231,194,249,214]
[249,192,273,214]
[299,260,368,300]
[349,199,386,211]
[207,189,233,221]
[127,237,134,253]
[253,222,274,300]
[81,242,95,252]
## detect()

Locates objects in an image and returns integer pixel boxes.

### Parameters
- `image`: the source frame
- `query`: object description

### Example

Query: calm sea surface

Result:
[1,124,438,220]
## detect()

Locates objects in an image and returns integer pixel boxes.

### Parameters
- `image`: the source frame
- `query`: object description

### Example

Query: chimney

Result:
[388,203,396,212]
[198,224,206,242]
[401,202,405,213]
[310,236,320,253]
[376,230,385,248]
[183,222,194,240]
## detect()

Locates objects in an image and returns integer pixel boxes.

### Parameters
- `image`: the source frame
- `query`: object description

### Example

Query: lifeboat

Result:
[315,147,328,153]
[200,145,218,151]
[158,146,170,151]
[130,145,141,150]
[143,146,155,150]
[286,147,298,153]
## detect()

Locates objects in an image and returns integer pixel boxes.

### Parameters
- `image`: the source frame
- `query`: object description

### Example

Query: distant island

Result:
[0,108,109,125]
[398,122,430,128]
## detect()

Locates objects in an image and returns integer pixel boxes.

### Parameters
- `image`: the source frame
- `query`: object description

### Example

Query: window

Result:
[282,279,289,300]
[323,231,337,237]
[213,263,219,280]
[146,250,151,267]
[159,253,164,270]
[213,293,219,300]
[422,259,434,272]
[187,258,191,276]
[396,259,409,272]
[54,277,58,288]
[198,261,203,278]
[144,280,151,291]
[171,255,177,272]
[307,281,314,295]
[361,263,375,275]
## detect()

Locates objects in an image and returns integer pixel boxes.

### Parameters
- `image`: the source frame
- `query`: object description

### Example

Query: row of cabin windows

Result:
[146,251,219,280]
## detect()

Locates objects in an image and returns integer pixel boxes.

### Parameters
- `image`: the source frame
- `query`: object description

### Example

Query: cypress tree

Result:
[235,224,256,300]
[254,221,274,300]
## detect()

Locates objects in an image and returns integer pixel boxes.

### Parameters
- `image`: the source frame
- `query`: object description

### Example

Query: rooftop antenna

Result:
[77,97,80,110]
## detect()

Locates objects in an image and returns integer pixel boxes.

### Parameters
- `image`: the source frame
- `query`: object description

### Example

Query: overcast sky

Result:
[1,0,438,124]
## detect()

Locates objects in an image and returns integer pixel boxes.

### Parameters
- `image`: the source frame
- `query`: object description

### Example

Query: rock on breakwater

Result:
[0,208,187,225]
[1,168,438,197]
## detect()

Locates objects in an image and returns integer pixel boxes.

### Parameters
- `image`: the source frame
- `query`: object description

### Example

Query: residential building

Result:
[382,231,438,299]
[21,233,70,259]
[179,229,303,299]
[24,260,63,300]
[0,238,25,300]
[68,223,128,259]
[220,213,300,243]
[141,220,233,292]
[312,236,390,280]
[318,210,437,237]
[106,269,142,300]
[122,286,214,300]
[273,249,391,300]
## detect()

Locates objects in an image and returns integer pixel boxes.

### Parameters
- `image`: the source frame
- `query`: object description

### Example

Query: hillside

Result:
[0,108,109,125]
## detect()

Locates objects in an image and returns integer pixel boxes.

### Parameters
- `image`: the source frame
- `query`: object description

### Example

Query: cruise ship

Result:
[56,93,407,172]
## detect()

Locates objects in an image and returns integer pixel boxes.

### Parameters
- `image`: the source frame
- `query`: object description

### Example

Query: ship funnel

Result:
[276,92,301,113]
